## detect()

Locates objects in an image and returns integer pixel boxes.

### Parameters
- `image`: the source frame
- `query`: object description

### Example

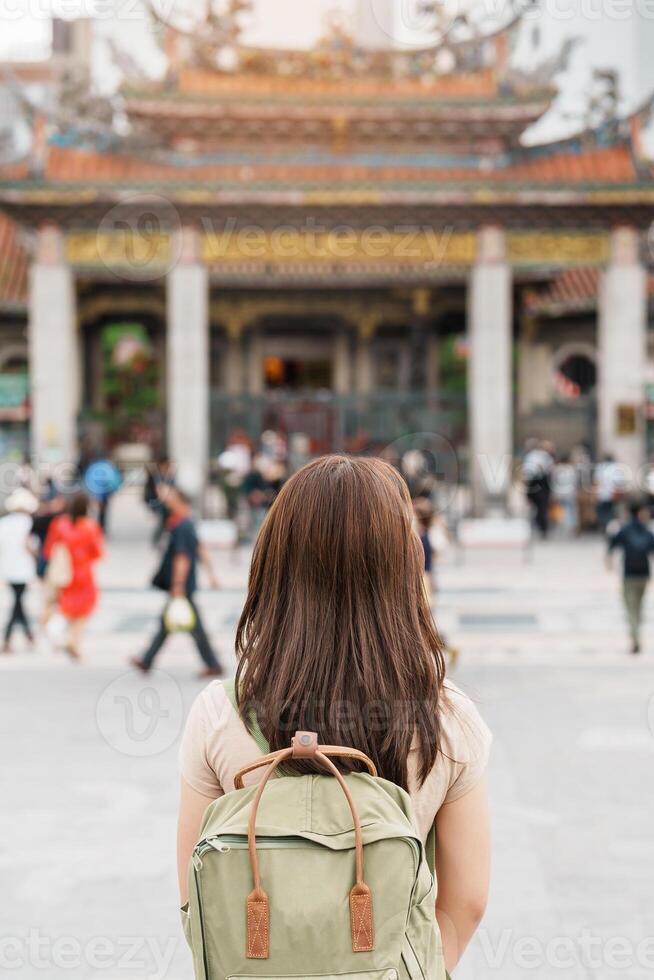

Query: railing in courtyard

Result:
[209,390,468,459]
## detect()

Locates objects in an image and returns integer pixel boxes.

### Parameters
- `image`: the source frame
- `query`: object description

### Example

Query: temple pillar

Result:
[467,225,513,514]
[355,314,377,395]
[598,226,647,472]
[166,227,209,497]
[28,224,78,465]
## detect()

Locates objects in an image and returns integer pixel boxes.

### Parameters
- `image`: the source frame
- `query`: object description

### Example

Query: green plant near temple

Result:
[98,323,160,441]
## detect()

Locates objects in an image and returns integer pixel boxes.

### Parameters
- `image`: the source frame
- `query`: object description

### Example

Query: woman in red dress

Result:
[44,492,103,660]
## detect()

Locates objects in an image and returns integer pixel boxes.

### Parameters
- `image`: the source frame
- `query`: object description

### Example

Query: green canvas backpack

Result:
[182,680,447,980]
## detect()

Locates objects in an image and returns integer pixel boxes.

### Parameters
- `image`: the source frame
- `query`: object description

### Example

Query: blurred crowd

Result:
[4,429,654,666]
[520,438,654,539]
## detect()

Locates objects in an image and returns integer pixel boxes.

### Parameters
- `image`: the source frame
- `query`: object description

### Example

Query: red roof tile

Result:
[19,141,637,186]
[525,266,654,314]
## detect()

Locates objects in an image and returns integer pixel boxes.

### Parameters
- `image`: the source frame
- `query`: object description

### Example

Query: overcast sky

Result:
[2,0,654,147]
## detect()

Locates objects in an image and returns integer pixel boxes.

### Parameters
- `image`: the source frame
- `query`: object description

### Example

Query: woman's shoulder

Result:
[440,680,492,757]
[188,679,232,730]
[422,679,493,806]
[179,681,263,797]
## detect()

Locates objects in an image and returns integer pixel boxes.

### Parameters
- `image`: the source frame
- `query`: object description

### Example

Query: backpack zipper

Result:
[194,834,323,866]
[195,833,421,866]
[192,863,210,980]
[197,834,420,858]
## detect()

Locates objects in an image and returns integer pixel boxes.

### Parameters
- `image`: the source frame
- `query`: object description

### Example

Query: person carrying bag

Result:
[177,456,491,978]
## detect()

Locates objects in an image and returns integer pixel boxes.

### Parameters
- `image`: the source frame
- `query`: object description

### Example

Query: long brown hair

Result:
[235,454,447,790]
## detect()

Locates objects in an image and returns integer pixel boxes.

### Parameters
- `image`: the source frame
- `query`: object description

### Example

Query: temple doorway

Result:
[263,355,333,391]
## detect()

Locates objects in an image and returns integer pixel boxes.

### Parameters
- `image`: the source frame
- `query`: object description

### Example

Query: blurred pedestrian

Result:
[31,489,67,627]
[17,454,40,495]
[242,455,286,537]
[0,488,38,653]
[84,455,122,534]
[595,454,626,532]
[522,439,554,538]
[644,458,654,516]
[131,485,224,677]
[216,435,253,523]
[607,500,654,654]
[144,455,174,546]
[413,497,436,598]
[413,498,459,667]
[402,449,435,501]
[44,493,104,660]
[552,455,578,536]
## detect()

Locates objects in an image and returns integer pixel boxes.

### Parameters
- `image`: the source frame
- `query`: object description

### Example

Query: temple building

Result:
[1,4,654,508]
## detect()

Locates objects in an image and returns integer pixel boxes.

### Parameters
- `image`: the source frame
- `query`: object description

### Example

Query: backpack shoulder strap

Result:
[425,821,436,878]
[222,678,270,755]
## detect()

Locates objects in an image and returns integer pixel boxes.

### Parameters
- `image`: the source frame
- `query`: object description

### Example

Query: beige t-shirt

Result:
[179,679,491,841]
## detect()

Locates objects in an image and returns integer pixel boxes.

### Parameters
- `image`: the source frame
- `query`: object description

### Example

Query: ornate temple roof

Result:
[0,139,642,187]
[0,8,653,241]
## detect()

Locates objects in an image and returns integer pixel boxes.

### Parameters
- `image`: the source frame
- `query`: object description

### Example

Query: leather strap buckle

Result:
[291,731,319,758]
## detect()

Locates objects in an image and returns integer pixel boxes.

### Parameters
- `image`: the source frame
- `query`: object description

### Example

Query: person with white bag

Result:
[131,485,224,677]
[43,492,103,660]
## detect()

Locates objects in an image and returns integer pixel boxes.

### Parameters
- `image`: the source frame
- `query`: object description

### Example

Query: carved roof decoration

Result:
[3,1,633,164]
[145,0,523,81]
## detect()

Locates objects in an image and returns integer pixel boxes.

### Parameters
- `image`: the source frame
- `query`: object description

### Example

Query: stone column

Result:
[355,314,377,395]
[598,226,647,472]
[467,225,513,514]
[166,226,209,497]
[28,224,78,465]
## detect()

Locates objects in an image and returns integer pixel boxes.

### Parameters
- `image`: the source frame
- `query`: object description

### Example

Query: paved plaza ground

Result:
[1,491,654,979]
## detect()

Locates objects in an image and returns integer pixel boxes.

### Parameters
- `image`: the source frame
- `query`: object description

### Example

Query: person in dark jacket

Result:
[131,485,223,676]
[607,500,654,654]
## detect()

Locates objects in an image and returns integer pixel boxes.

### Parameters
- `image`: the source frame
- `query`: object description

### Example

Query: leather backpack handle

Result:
[234,739,377,790]
[244,732,375,959]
